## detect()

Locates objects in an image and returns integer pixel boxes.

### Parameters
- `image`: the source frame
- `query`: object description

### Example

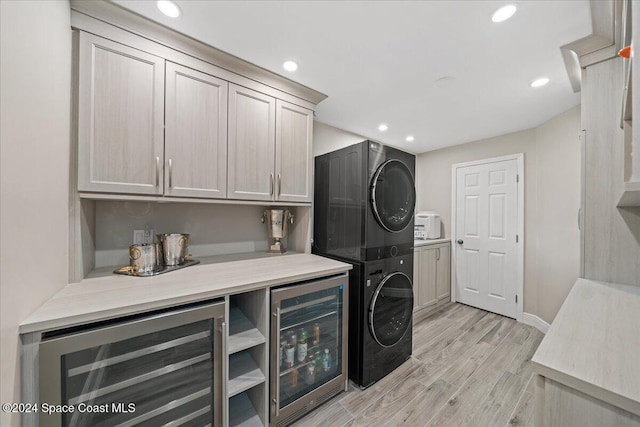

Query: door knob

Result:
[457,239,464,245]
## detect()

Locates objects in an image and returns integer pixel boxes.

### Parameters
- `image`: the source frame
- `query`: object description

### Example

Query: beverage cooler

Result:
[38,300,225,427]
[270,274,349,427]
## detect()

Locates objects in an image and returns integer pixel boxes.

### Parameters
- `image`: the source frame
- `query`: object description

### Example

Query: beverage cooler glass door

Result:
[38,301,225,427]
[270,273,349,426]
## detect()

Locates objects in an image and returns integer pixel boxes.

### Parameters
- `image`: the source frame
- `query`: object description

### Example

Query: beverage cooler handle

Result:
[274,307,281,416]
[221,321,228,427]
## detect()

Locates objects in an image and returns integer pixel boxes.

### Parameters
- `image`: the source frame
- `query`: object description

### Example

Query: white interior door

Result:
[454,158,519,318]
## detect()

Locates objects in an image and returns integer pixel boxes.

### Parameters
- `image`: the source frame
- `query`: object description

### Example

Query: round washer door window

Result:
[371,159,416,232]
[369,272,414,347]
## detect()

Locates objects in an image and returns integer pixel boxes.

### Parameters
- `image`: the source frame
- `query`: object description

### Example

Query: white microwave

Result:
[414,211,441,240]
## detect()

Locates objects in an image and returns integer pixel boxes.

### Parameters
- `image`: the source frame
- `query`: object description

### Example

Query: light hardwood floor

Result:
[293,302,543,427]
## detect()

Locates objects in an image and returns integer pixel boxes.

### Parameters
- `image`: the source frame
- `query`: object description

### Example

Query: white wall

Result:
[94,201,271,267]
[416,106,581,323]
[313,121,367,157]
[0,1,71,424]
[534,106,581,322]
[416,127,540,316]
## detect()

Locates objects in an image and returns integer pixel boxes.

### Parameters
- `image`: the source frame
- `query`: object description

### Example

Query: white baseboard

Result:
[521,312,550,334]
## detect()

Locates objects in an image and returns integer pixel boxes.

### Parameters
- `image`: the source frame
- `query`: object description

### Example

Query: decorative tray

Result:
[114,259,200,277]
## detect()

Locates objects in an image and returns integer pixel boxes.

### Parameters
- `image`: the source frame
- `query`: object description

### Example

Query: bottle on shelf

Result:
[280,334,286,367]
[291,368,299,388]
[297,331,308,363]
[288,330,297,349]
[313,323,320,344]
[285,344,295,369]
[322,348,332,371]
[315,351,323,373]
[305,363,316,385]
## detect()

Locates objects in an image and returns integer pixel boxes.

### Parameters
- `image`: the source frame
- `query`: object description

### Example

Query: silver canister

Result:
[129,243,160,273]
[158,233,189,266]
[262,209,294,253]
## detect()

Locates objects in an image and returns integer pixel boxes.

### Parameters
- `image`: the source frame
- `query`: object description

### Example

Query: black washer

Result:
[370,159,416,233]
[369,272,413,347]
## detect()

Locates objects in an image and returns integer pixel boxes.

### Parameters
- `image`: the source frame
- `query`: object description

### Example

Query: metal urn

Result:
[262,209,294,253]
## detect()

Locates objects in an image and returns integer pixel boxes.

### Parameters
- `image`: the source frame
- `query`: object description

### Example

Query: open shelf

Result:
[618,181,640,206]
[229,305,265,354]
[228,352,265,398]
[229,391,263,427]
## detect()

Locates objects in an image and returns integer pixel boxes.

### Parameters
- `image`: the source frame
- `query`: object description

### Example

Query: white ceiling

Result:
[114,0,592,153]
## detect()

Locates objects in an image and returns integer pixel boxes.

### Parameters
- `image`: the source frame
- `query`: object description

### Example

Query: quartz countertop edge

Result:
[20,253,352,335]
[414,238,450,247]
[531,278,640,416]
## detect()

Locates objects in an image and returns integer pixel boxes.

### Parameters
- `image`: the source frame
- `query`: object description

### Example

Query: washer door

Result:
[369,272,414,347]
[370,159,416,232]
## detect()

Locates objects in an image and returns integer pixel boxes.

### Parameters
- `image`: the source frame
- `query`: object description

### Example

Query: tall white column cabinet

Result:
[535,2,640,426]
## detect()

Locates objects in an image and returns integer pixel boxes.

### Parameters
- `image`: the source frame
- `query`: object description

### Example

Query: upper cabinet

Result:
[276,100,313,203]
[227,84,276,201]
[227,86,314,203]
[77,32,165,195]
[165,62,228,199]
[75,29,317,204]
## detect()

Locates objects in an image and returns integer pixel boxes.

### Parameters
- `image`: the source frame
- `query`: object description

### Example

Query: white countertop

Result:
[532,278,640,416]
[20,252,351,334]
[414,238,451,247]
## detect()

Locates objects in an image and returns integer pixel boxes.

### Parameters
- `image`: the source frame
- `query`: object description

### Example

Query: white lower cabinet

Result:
[413,242,451,313]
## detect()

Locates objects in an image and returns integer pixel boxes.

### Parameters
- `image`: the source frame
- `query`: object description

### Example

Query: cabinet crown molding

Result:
[70,0,328,106]
[560,0,625,92]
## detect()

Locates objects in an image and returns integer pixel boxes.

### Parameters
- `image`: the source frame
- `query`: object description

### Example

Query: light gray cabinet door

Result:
[275,100,313,203]
[436,244,451,301]
[77,32,165,195]
[227,84,276,201]
[419,247,438,309]
[165,62,228,198]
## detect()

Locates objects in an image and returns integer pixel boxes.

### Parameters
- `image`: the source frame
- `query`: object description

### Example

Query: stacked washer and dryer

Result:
[313,140,416,388]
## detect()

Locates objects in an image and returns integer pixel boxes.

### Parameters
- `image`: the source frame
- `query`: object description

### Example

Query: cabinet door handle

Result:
[578,208,581,231]
[277,174,281,197]
[275,307,281,416]
[436,248,440,260]
[155,156,160,187]
[221,321,228,426]
[168,159,173,188]
[270,173,274,196]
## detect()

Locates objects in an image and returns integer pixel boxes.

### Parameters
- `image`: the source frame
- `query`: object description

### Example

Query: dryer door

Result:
[369,272,414,347]
[370,159,416,232]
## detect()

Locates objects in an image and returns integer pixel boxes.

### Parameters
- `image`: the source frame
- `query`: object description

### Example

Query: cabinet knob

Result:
[457,239,464,245]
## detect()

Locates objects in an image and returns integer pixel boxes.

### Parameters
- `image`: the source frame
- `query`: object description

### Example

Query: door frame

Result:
[450,153,524,322]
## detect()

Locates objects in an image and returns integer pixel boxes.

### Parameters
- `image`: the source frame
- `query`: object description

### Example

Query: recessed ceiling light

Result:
[405,136,415,142]
[283,61,298,72]
[530,77,550,88]
[378,124,388,132]
[157,0,181,18]
[492,4,517,23]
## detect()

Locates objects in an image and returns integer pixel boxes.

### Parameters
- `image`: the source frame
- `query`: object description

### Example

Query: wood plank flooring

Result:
[292,303,544,427]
